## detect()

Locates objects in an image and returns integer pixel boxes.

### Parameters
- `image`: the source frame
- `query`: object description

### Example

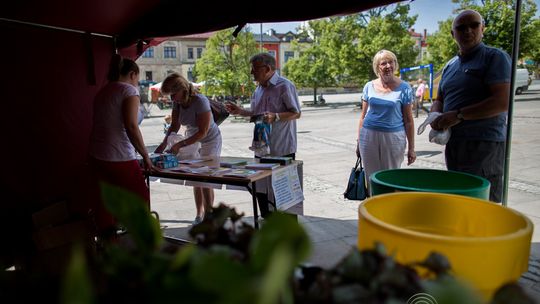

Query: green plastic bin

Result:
[370,169,490,199]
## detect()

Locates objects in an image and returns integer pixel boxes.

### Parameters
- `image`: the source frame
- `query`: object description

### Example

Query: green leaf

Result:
[190,246,256,304]
[170,244,197,269]
[256,246,295,304]
[61,244,93,304]
[490,283,536,304]
[100,182,162,253]
[249,212,311,272]
[422,275,483,304]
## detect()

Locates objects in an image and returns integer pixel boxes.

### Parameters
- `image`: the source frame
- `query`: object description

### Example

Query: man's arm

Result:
[265,111,301,123]
[430,94,444,113]
[458,82,510,120]
[225,102,253,117]
[266,85,302,122]
[431,82,510,131]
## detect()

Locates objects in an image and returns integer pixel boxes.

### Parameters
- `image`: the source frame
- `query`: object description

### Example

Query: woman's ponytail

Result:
[106,54,139,82]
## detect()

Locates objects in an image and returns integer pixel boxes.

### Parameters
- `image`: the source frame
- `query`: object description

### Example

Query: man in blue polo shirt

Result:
[430,9,511,203]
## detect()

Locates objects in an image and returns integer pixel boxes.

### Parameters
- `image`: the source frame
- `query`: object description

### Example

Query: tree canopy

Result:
[426,0,540,72]
[283,4,419,92]
[194,0,540,94]
[194,28,259,97]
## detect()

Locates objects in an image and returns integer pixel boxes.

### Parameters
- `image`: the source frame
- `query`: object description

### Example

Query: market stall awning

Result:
[2,0,400,55]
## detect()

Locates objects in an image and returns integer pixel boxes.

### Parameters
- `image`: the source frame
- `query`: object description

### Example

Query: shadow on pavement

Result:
[416,150,443,157]
[302,101,361,109]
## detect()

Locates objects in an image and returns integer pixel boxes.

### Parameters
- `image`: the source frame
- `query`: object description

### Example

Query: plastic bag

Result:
[165,132,201,159]
[417,112,451,145]
[249,120,271,157]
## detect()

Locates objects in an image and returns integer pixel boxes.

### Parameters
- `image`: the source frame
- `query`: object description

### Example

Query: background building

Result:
[136,32,214,83]
[408,28,428,62]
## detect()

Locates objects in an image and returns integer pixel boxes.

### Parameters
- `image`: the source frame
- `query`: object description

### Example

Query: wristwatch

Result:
[456,109,464,121]
[275,113,281,122]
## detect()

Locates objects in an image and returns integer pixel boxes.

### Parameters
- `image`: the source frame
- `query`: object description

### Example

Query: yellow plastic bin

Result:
[370,169,490,199]
[358,192,533,298]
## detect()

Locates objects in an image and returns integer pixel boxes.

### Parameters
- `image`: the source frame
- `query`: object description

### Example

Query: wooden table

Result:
[146,156,302,229]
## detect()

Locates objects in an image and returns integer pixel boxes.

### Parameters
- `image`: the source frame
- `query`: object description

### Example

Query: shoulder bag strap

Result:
[355,157,362,170]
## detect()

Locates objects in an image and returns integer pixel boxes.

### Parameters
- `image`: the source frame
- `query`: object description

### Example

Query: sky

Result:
[248,0,540,35]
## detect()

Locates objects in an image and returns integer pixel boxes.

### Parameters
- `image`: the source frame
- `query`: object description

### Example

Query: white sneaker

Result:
[192,216,203,225]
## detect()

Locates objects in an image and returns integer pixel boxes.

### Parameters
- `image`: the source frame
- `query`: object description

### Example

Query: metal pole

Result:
[429,63,433,101]
[259,23,263,51]
[502,0,522,206]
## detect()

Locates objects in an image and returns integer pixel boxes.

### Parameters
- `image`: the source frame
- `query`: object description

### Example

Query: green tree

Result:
[453,0,539,59]
[354,4,418,84]
[427,0,540,72]
[282,41,335,102]
[424,18,457,72]
[528,22,540,68]
[194,28,259,97]
[285,4,418,90]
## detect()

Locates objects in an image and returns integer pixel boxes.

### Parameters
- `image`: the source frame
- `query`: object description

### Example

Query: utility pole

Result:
[259,23,263,51]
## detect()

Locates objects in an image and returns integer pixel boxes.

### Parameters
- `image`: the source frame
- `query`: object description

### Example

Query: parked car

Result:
[515,68,530,95]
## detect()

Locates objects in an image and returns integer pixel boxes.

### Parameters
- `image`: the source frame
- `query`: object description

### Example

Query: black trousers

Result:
[445,139,505,203]
[255,153,295,218]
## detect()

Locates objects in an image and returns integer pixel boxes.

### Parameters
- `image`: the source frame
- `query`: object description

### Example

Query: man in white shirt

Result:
[225,52,301,217]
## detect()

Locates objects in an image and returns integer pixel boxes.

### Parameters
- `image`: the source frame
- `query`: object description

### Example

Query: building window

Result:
[142,47,154,58]
[197,47,203,58]
[268,50,276,58]
[284,51,294,62]
[164,46,176,58]
[145,71,153,81]
[188,48,194,59]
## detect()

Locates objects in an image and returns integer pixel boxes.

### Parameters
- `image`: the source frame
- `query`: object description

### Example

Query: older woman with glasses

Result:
[356,49,416,193]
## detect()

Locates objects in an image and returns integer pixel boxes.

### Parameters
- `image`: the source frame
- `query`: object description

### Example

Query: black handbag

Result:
[209,99,230,125]
[344,157,368,200]
[179,98,230,125]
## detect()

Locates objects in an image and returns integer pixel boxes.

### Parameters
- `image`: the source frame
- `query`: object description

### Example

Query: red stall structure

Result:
[0,0,399,267]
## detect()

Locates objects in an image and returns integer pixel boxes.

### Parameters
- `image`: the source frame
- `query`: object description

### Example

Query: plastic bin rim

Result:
[370,168,491,194]
[358,192,533,244]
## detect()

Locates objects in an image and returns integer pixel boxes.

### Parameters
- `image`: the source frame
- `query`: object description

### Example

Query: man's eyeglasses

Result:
[251,64,267,71]
[454,21,482,32]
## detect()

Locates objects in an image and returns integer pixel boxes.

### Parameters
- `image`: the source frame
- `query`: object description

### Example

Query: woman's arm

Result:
[155,104,181,153]
[169,111,212,155]
[402,103,416,165]
[357,100,368,141]
[356,99,368,157]
[122,96,153,170]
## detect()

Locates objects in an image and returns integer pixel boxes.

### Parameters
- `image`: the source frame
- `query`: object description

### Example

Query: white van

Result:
[515,68,530,95]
